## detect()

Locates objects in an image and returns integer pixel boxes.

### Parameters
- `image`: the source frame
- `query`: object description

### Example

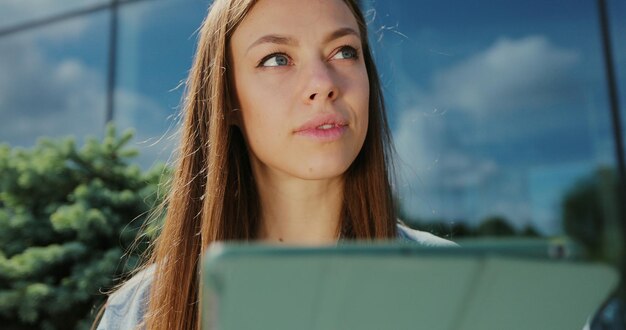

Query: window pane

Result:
[0,0,109,31]
[608,0,626,163]
[115,0,209,167]
[0,12,108,146]
[370,0,622,257]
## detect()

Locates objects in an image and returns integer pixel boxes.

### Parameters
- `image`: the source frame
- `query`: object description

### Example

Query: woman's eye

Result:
[332,46,358,60]
[260,53,290,67]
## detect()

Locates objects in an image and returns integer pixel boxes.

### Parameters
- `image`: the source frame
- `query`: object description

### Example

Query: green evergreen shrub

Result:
[0,125,169,330]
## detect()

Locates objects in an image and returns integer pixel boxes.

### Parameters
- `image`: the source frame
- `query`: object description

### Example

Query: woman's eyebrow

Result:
[322,27,360,45]
[245,27,360,55]
[246,35,298,55]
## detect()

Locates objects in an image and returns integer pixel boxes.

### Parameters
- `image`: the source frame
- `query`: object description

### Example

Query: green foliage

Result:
[562,166,624,263]
[0,124,169,329]
[399,213,541,240]
[476,216,516,237]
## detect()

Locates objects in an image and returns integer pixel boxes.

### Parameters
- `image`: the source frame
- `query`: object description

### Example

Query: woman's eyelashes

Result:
[258,52,290,67]
[257,45,360,68]
[332,45,359,60]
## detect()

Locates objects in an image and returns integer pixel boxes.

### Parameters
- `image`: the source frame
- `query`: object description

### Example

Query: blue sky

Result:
[366,0,622,234]
[0,0,624,236]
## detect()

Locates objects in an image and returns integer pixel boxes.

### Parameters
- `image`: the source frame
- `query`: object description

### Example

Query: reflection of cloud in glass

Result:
[393,36,583,234]
[114,89,179,168]
[0,0,102,33]
[0,37,104,145]
[394,109,509,226]
[433,36,580,114]
[0,11,175,169]
[395,110,499,189]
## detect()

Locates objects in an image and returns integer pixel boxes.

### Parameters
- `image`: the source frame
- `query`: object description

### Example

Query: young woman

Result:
[96,0,454,329]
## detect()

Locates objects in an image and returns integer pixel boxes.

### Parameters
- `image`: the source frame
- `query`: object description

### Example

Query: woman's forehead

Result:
[231,0,360,49]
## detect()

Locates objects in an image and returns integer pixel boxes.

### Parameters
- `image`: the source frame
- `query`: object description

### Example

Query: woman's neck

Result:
[253,170,344,246]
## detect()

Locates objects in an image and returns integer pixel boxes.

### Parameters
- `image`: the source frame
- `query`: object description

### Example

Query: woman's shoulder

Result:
[395,221,459,247]
[96,264,155,330]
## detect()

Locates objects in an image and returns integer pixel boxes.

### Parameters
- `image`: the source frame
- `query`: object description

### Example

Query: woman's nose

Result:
[302,61,339,104]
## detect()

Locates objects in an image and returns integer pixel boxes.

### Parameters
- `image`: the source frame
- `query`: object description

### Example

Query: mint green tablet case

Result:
[201,241,618,330]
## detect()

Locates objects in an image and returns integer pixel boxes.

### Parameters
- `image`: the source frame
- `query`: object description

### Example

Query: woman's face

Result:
[230,0,369,181]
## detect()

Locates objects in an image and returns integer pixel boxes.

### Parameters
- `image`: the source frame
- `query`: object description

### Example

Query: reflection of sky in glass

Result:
[115,0,210,168]
[367,0,617,235]
[0,0,109,30]
[0,0,623,238]
[0,12,108,146]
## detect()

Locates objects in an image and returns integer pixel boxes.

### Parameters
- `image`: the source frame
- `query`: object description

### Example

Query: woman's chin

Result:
[290,160,354,181]
[250,150,359,181]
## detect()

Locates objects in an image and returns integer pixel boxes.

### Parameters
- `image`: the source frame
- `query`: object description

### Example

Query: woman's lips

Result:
[295,124,348,141]
[294,114,348,141]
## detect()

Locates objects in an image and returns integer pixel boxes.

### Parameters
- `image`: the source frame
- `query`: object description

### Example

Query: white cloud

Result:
[432,36,580,114]
[0,37,104,145]
[391,36,581,233]
[438,152,498,189]
[0,0,183,171]
[393,106,502,223]
[0,20,176,170]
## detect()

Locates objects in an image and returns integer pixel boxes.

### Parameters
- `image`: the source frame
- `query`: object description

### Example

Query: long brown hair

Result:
[143,0,397,328]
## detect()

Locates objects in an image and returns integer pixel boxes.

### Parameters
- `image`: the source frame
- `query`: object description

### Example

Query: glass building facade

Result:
[0,0,624,325]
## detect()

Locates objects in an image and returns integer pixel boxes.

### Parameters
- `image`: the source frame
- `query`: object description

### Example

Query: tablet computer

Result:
[201,240,618,330]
